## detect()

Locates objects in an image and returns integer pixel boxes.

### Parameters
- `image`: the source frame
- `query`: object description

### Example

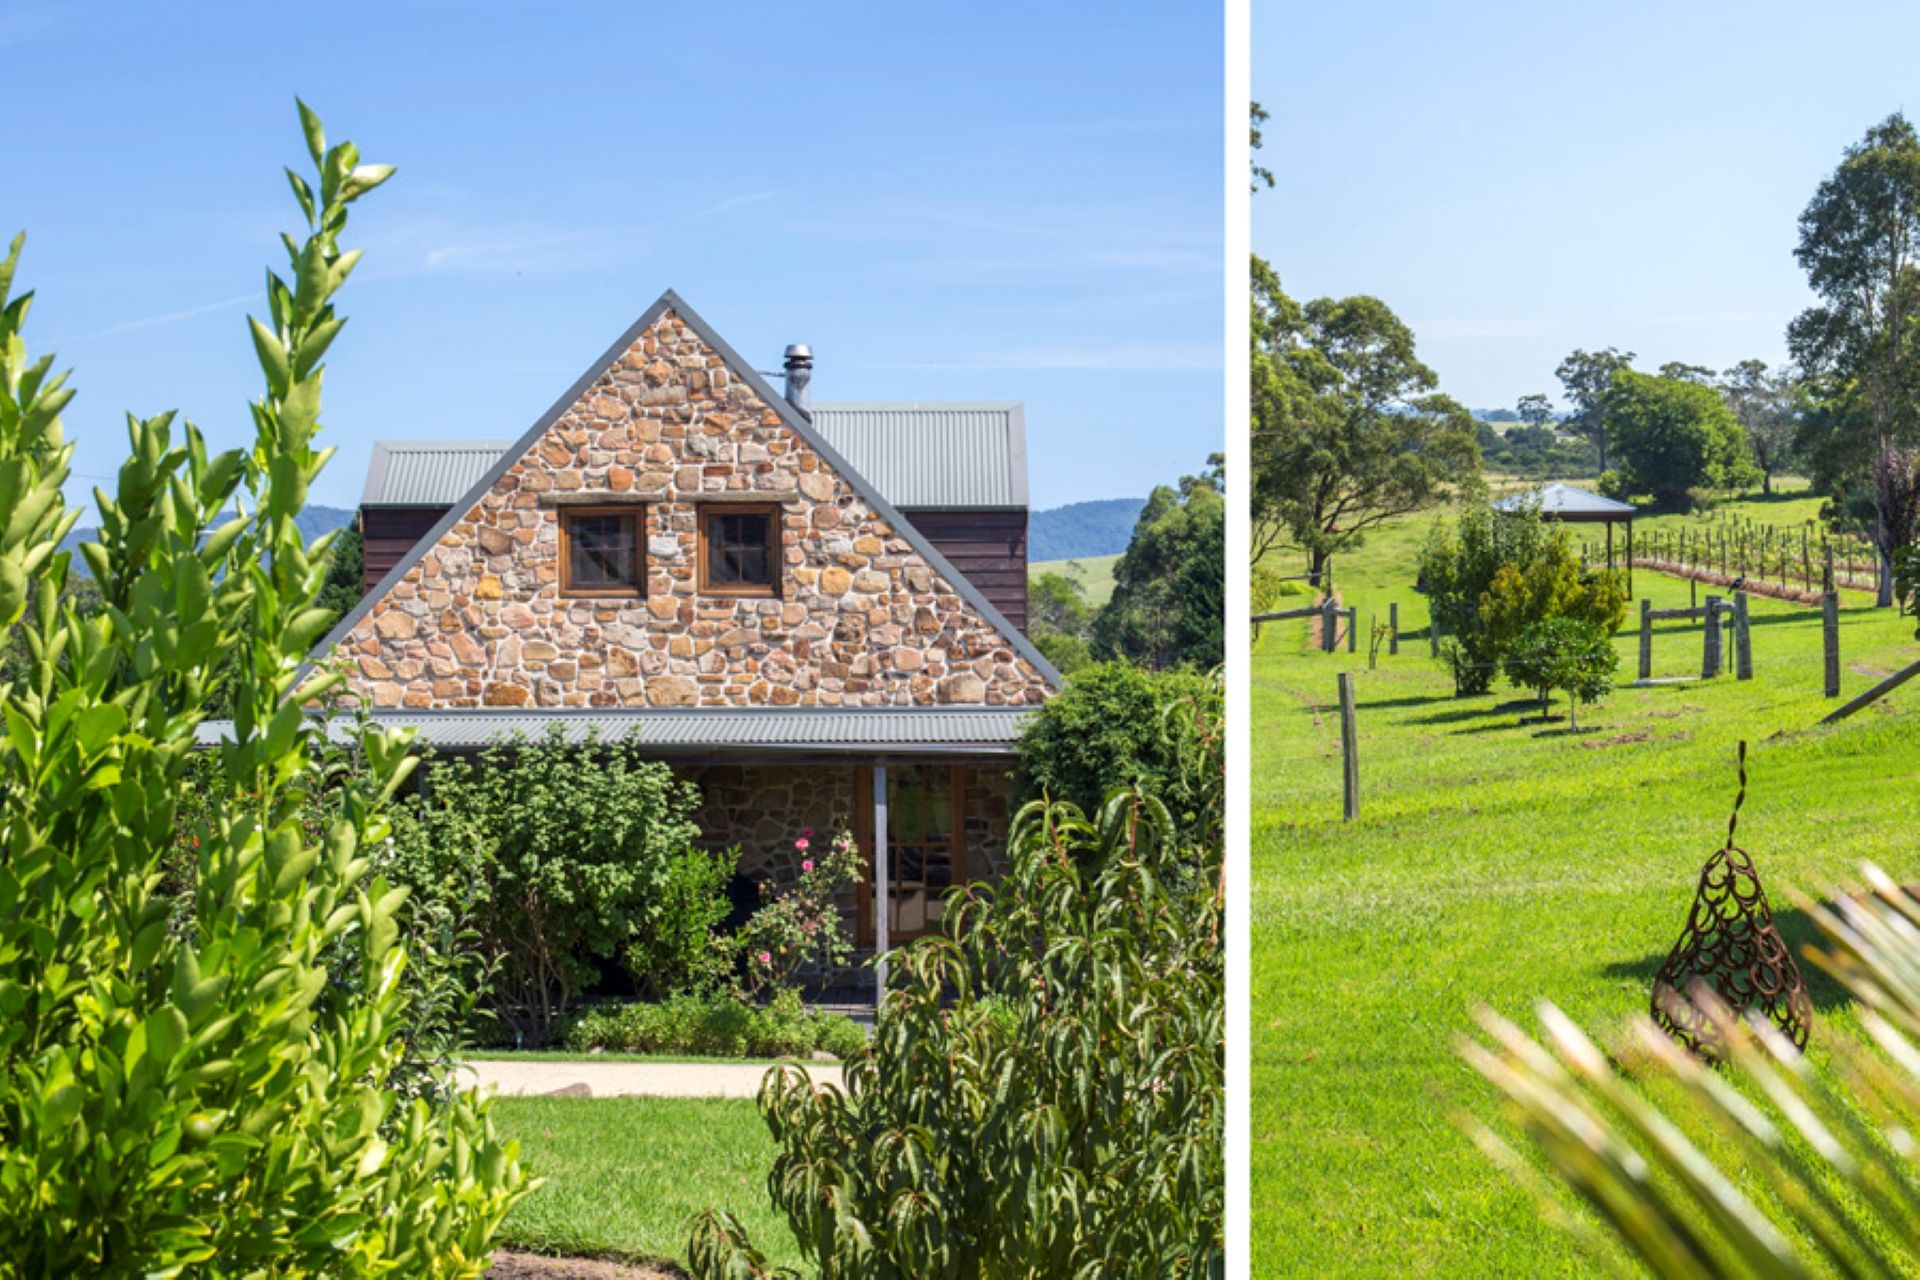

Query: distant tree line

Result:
[1030,457,1223,674]
[1251,107,1920,611]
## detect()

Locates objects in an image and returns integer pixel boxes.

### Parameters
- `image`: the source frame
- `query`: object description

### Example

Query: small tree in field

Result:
[1501,616,1618,729]
[1419,503,1625,696]
[0,106,527,1274]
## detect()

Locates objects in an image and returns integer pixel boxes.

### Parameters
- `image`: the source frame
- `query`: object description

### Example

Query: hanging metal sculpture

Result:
[1650,741,1811,1059]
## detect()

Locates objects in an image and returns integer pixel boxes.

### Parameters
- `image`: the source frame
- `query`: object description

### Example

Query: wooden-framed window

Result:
[698,503,781,597]
[558,506,645,597]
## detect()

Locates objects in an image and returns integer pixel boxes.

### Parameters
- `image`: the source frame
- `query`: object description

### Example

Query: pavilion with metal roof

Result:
[1493,482,1638,595]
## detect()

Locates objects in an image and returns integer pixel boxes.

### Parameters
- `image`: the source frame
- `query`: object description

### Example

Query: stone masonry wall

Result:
[334,308,1051,709]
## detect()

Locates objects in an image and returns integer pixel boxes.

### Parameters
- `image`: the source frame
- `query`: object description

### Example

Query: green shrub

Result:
[1499,616,1619,729]
[563,992,865,1060]
[1015,661,1222,837]
[625,844,739,1000]
[0,106,527,1275]
[687,784,1225,1277]
[387,727,703,1047]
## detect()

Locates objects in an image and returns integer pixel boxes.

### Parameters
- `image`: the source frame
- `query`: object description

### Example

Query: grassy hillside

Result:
[1030,553,1119,609]
[1251,489,1920,1276]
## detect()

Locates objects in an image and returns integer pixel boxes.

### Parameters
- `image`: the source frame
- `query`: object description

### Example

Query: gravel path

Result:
[460,1058,844,1099]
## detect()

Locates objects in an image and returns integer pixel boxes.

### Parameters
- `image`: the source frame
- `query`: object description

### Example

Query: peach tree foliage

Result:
[735,827,862,998]
[686,785,1225,1278]
[0,105,527,1274]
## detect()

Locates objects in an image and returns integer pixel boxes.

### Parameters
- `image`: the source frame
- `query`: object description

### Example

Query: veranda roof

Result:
[194,706,1033,755]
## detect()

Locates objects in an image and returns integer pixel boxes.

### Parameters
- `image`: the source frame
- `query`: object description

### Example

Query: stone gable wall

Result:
[336,309,1050,709]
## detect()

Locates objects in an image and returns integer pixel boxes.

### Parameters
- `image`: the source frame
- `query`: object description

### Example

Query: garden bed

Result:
[487,1250,678,1279]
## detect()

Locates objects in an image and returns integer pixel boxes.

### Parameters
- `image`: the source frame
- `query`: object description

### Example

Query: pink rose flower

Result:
[802,859,813,872]
[757,951,772,965]
[795,837,810,852]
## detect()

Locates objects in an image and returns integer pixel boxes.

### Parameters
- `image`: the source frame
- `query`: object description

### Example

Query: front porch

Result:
[682,757,1016,998]
[200,706,1030,1005]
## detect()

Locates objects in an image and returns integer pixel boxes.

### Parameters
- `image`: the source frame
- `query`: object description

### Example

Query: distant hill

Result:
[59,504,357,568]
[1030,498,1145,561]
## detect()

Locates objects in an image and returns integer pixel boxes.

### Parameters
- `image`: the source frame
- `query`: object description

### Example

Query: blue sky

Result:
[3,1,1222,512]
[1255,1,1920,413]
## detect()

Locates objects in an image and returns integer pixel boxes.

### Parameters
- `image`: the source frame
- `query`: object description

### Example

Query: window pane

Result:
[885,765,956,938]
[706,511,774,586]
[568,513,637,588]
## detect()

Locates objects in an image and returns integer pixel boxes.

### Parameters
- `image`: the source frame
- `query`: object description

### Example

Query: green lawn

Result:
[1031,553,1119,608]
[1251,488,1920,1277]
[493,1096,805,1272]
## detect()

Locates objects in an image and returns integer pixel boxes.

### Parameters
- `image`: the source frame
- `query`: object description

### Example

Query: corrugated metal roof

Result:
[1492,482,1636,518]
[810,402,1025,508]
[195,707,1032,753]
[362,440,517,507]
[357,404,1024,510]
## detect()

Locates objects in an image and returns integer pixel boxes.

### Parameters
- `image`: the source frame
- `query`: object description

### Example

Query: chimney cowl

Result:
[782,343,813,413]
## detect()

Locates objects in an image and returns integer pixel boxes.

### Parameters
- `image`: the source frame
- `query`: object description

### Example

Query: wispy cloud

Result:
[697,189,780,217]
[421,227,622,272]
[864,342,1219,372]
[58,291,258,344]
[1645,308,1781,328]
[1411,316,1562,340]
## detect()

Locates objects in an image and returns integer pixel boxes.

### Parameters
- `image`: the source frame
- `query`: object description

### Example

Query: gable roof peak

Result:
[316,289,1061,690]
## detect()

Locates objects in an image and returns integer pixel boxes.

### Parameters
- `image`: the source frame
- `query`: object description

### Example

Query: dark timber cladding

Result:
[900,508,1029,634]
[360,506,448,593]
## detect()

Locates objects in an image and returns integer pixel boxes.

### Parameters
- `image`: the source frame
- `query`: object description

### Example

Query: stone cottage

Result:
[312,290,1060,967]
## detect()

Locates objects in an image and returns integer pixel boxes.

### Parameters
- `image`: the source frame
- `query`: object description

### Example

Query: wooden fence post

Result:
[1702,593,1722,678]
[1321,595,1337,654]
[1389,602,1399,655]
[1823,591,1841,698]
[1638,597,1653,681]
[1338,672,1358,822]
[1346,608,1357,653]
[1733,592,1752,680]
